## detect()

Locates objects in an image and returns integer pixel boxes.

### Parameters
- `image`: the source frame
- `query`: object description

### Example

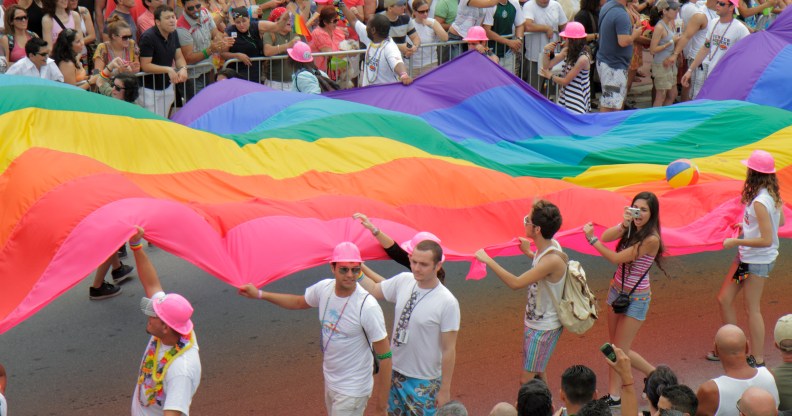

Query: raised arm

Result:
[583,224,660,265]
[237,283,312,309]
[607,346,638,416]
[353,213,397,249]
[474,249,565,290]
[359,264,386,299]
[129,226,163,297]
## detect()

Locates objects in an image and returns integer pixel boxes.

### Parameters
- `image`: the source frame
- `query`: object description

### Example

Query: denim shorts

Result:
[607,285,651,321]
[745,261,775,278]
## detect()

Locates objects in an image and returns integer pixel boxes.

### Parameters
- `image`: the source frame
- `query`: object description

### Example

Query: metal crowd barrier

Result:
[130,34,562,115]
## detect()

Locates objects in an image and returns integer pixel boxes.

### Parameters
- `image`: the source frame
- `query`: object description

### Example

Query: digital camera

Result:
[627,207,641,218]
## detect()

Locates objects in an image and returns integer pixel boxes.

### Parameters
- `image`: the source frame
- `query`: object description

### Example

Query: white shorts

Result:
[324,386,370,416]
[141,85,175,118]
[597,61,628,109]
[688,58,708,100]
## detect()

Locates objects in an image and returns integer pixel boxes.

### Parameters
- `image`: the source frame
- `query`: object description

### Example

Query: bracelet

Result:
[587,236,599,245]
[399,72,408,79]
[622,382,634,387]
[258,289,264,299]
[356,271,365,282]
[376,351,393,360]
[202,48,209,59]
[130,241,144,251]
[176,66,186,71]
[371,227,380,236]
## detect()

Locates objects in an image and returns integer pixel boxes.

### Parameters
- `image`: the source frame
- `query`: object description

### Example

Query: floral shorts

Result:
[597,61,628,110]
[389,370,441,416]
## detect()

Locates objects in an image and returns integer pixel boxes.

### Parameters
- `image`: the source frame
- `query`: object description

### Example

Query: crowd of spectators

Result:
[0,0,785,113]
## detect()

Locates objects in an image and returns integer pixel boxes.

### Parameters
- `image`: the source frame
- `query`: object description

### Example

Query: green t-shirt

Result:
[434,0,458,26]
[262,31,299,81]
[488,0,518,57]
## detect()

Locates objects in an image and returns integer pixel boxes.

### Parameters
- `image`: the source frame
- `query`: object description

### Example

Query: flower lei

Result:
[137,331,195,407]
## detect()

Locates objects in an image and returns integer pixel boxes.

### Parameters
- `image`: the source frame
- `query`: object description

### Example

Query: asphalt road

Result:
[1,243,790,415]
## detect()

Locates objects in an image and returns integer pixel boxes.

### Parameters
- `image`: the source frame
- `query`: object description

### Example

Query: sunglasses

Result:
[716,1,730,5]
[416,8,429,13]
[337,266,362,275]
[113,84,126,91]
[35,51,49,57]
[119,34,133,40]
[185,4,200,11]
[523,215,534,226]
[14,15,29,21]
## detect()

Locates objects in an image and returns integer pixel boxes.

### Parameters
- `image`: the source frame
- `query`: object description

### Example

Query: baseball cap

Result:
[775,314,792,352]
[656,0,680,9]
[384,0,407,7]
[141,292,195,335]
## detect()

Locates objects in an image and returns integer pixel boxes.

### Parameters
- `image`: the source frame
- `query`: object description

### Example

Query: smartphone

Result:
[600,343,617,362]
[231,31,238,38]
[676,25,682,35]
[627,207,641,218]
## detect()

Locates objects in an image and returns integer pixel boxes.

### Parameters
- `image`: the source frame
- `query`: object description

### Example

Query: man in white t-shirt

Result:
[239,242,392,416]
[522,0,568,91]
[129,227,201,416]
[361,14,413,86]
[681,0,749,95]
[361,240,461,415]
[483,0,525,74]
[449,0,498,59]
[666,0,718,100]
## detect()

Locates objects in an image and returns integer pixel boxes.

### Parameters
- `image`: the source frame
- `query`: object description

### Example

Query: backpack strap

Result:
[536,248,568,313]
[360,294,375,352]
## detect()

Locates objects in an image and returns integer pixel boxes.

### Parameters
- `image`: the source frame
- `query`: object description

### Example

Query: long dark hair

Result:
[742,169,782,207]
[565,37,589,67]
[51,28,79,66]
[618,191,666,271]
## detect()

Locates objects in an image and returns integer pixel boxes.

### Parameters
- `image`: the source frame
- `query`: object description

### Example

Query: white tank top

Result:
[524,241,565,330]
[713,367,779,416]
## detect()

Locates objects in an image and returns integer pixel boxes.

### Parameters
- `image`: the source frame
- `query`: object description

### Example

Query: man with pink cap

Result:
[681,0,749,97]
[708,150,785,367]
[239,242,391,416]
[359,239,460,415]
[129,227,201,416]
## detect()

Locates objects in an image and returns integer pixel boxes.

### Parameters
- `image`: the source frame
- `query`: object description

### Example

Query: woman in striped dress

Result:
[583,191,667,407]
[539,21,591,114]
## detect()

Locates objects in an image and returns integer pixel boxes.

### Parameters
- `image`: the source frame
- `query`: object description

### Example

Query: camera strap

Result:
[620,263,650,297]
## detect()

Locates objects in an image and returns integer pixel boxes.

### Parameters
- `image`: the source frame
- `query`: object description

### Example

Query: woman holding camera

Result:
[583,191,666,407]
[710,150,784,367]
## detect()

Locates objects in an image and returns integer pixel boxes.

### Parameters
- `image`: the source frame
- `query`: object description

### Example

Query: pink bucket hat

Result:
[464,26,489,42]
[141,293,194,335]
[400,231,446,261]
[287,41,313,63]
[330,241,362,263]
[560,21,587,39]
[741,150,776,174]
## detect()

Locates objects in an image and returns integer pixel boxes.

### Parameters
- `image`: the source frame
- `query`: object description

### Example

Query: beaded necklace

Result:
[705,19,733,62]
[137,331,195,407]
[365,38,390,85]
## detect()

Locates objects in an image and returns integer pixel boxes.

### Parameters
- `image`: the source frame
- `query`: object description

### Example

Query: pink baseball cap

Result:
[330,241,362,263]
[400,231,446,261]
[741,150,776,174]
[141,293,194,335]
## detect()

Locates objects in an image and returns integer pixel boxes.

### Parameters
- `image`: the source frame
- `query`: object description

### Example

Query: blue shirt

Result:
[597,0,632,70]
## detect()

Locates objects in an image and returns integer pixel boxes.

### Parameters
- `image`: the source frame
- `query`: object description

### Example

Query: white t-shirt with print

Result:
[739,188,781,264]
[0,391,7,416]
[380,272,460,380]
[412,17,442,67]
[451,0,495,38]
[361,37,404,87]
[131,330,202,415]
[701,18,749,70]
[305,279,388,397]
[523,0,568,62]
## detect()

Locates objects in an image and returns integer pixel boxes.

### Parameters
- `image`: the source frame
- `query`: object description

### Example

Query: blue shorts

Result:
[737,256,776,278]
[389,370,441,416]
[607,285,651,321]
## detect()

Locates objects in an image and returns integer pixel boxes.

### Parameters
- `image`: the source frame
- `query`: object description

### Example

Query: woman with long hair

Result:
[93,15,139,73]
[51,28,94,88]
[710,150,785,367]
[96,58,140,101]
[41,0,82,48]
[583,191,666,407]
[649,0,681,107]
[1,6,40,66]
[540,21,591,114]
[67,0,96,66]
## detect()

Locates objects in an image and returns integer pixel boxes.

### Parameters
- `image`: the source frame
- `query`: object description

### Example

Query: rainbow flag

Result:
[293,13,311,42]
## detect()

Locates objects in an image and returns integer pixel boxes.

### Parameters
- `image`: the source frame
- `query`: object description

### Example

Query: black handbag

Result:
[612,263,650,314]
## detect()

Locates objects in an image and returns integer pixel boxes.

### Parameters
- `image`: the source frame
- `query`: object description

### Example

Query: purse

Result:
[612,263,650,314]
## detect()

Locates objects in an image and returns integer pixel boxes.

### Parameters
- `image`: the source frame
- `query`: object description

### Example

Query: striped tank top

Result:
[557,52,591,114]
[613,253,655,292]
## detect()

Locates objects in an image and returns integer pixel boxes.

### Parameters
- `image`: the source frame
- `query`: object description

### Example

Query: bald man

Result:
[738,387,778,416]
[489,402,518,416]
[696,325,779,416]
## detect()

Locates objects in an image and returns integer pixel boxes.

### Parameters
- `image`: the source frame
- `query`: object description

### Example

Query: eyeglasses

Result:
[185,4,200,11]
[120,35,133,40]
[14,15,29,21]
[337,266,362,275]
[113,84,126,91]
[416,8,429,13]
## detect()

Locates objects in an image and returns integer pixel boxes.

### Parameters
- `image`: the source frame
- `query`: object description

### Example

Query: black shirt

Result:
[138,26,181,90]
[226,20,264,58]
[26,0,45,38]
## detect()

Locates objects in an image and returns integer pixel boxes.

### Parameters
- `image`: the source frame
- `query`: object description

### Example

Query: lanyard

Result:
[706,19,733,62]
[320,287,352,353]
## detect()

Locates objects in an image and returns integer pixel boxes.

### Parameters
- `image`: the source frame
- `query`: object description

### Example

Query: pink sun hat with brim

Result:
[559,21,587,39]
[287,41,314,63]
[141,293,194,335]
[329,241,362,263]
[400,231,446,262]
[464,26,489,42]
[741,150,776,174]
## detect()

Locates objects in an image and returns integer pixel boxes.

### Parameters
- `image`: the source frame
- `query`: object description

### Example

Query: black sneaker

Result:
[747,355,765,368]
[599,394,621,407]
[117,244,128,259]
[111,263,134,285]
[89,282,122,300]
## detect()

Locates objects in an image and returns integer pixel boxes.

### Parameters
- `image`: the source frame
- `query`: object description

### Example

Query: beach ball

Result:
[665,159,699,188]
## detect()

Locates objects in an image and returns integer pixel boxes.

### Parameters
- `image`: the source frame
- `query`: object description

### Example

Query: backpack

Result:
[540,251,598,334]
[295,67,340,93]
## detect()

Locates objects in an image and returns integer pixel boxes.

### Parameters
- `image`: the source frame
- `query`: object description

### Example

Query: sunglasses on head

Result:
[15,15,29,21]
[337,266,362,275]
